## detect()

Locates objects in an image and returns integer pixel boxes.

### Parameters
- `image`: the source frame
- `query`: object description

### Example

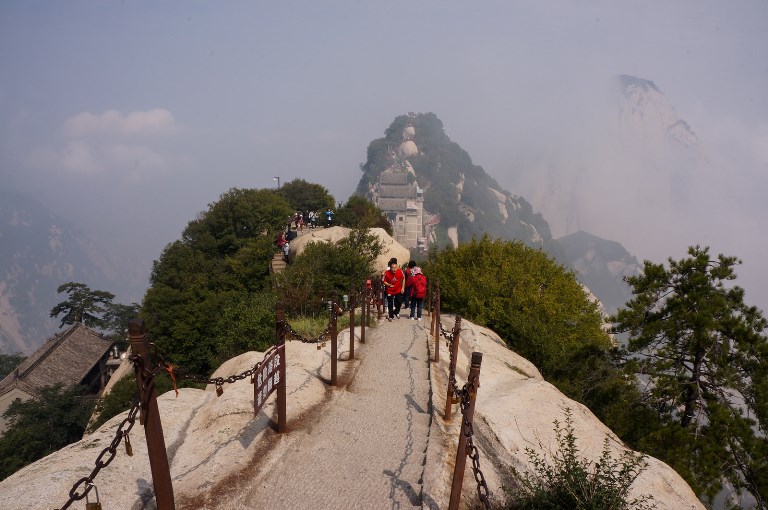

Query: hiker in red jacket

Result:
[382,257,405,321]
[408,266,427,321]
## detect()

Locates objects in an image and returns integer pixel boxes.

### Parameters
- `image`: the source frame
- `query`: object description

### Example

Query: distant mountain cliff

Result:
[356,113,553,249]
[0,192,146,354]
[556,231,642,315]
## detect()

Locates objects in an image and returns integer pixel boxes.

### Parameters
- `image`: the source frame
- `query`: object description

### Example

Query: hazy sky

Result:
[1,1,767,305]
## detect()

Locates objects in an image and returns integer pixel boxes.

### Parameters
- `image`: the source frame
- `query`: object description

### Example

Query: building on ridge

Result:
[0,323,116,434]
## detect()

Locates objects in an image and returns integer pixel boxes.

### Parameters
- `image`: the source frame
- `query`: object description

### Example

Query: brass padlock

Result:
[316,344,321,350]
[85,483,102,510]
[124,432,133,457]
[216,384,223,396]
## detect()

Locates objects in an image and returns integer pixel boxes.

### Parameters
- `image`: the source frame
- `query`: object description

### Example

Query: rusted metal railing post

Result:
[275,303,287,433]
[360,283,367,344]
[376,280,384,320]
[444,316,462,421]
[448,352,483,510]
[432,283,441,363]
[331,292,338,386]
[129,319,175,510]
[349,292,355,360]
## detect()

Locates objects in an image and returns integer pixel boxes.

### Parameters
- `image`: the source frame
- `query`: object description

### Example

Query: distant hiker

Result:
[275,231,286,251]
[283,241,290,262]
[408,267,427,321]
[298,212,304,231]
[308,210,317,229]
[382,257,405,321]
[324,208,334,228]
[403,260,416,310]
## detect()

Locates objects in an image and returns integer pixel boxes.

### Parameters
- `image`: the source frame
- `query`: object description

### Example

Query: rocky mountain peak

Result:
[357,113,552,250]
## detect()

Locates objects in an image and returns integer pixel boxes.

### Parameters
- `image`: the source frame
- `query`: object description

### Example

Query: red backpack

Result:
[411,273,427,299]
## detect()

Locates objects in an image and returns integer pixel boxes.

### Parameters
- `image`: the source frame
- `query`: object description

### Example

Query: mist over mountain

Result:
[503,74,767,312]
[556,231,642,315]
[0,192,147,354]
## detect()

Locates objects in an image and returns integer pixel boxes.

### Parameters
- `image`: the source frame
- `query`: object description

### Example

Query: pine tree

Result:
[612,246,768,506]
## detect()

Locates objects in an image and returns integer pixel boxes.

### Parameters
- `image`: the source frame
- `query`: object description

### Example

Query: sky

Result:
[1,1,767,307]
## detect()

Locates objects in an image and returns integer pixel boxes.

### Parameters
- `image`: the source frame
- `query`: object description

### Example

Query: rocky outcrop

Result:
[425,318,705,509]
[288,226,410,271]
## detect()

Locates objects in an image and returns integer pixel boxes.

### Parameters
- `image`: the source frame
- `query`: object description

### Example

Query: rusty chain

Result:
[458,380,491,508]
[282,320,332,345]
[55,354,154,510]
[433,290,491,509]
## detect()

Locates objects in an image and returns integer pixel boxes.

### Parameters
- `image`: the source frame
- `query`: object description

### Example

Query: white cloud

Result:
[62,109,178,138]
[25,107,188,181]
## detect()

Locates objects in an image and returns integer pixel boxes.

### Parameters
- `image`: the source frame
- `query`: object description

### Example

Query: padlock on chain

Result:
[216,384,223,397]
[124,432,133,457]
[85,483,102,510]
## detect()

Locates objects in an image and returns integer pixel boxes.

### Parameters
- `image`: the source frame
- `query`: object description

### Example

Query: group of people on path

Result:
[289,208,335,231]
[275,208,337,262]
[382,258,427,322]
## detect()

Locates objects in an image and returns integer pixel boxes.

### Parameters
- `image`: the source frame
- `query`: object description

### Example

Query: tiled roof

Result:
[0,323,112,396]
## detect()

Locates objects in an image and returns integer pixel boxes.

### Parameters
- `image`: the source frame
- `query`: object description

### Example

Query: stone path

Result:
[232,315,434,510]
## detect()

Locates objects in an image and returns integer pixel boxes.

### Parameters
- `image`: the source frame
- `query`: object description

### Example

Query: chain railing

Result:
[430,281,491,510]
[55,365,144,510]
[54,279,490,509]
[54,305,293,510]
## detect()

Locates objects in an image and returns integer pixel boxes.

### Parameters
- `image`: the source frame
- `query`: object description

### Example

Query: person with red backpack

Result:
[408,266,427,321]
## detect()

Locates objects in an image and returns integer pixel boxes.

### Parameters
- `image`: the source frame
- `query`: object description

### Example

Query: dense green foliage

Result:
[0,351,25,379]
[50,282,115,328]
[427,236,612,380]
[508,408,655,510]
[612,246,768,506]
[143,187,293,375]
[0,384,94,480]
[278,178,335,214]
[333,195,392,234]
[275,229,383,315]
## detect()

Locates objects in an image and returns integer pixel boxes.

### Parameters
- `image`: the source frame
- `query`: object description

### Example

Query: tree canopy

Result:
[142,187,293,374]
[333,196,392,234]
[49,282,115,328]
[275,228,383,314]
[612,246,768,505]
[427,236,612,381]
[0,384,94,480]
[278,179,335,213]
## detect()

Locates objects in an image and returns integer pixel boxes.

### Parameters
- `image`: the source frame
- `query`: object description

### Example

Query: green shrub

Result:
[507,408,655,510]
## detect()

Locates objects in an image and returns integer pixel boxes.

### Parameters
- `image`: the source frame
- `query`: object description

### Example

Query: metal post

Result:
[433,286,441,363]
[129,319,175,510]
[448,352,483,510]
[360,284,366,344]
[444,316,461,421]
[276,303,287,433]
[349,292,355,360]
[331,292,338,386]
[376,281,384,320]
